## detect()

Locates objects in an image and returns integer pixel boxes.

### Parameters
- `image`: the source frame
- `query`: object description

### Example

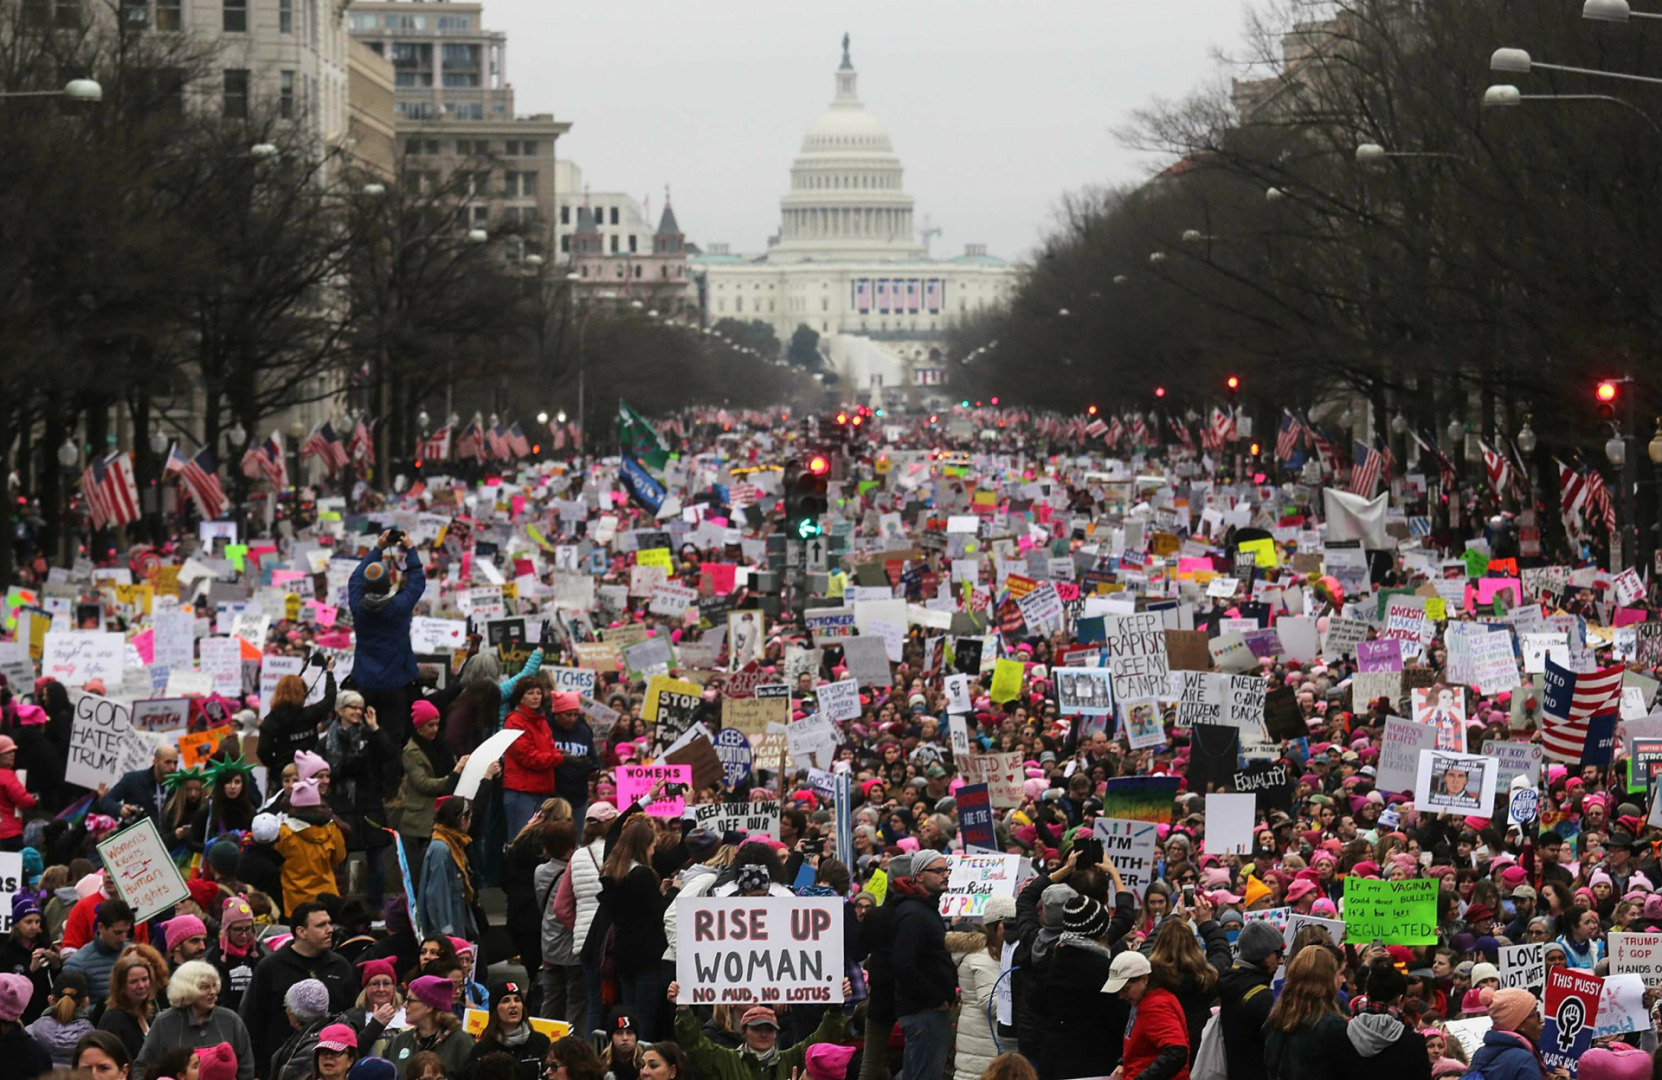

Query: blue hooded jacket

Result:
[348,547,424,691]
[1467,1028,1546,1080]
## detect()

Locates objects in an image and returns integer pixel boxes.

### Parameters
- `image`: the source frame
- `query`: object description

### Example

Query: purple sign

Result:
[1356,639,1404,673]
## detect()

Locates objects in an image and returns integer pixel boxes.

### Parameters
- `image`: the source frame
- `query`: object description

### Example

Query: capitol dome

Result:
[770,36,926,264]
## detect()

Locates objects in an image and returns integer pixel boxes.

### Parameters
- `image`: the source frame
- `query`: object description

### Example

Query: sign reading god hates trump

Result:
[676,896,845,1005]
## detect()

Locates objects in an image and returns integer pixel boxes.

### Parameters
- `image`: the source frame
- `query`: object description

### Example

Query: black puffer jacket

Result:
[1217,963,1276,1080]
[1264,1012,1352,1080]
[1038,936,1126,1080]
[890,889,956,1015]
[1346,1007,1431,1080]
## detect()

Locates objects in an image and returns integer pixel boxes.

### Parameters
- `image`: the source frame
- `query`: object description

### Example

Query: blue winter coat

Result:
[418,833,477,941]
[1467,1029,1546,1080]
[348,548,424,691]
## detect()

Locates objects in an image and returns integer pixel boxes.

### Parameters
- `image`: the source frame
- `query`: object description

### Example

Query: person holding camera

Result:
[348,529,425,750]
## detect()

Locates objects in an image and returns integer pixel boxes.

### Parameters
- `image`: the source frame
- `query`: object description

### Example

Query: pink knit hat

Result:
[1486,987,1537,1031]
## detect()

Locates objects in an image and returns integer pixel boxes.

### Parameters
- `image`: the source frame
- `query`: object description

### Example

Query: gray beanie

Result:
[285,978,331,1022]
[1237,921,1285,965]
[1041,883,1077,929]
[911,849,948,875]
[889,854,914,880]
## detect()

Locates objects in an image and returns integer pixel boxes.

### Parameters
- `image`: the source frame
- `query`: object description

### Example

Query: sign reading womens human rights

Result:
[96,817,190,922]
[675,896,845,1005]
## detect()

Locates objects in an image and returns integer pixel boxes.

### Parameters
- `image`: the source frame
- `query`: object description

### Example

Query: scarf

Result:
[432,823,476,905]
[743,1043,780,1068]
[499,1023,532,1048]
[414,729,455,782]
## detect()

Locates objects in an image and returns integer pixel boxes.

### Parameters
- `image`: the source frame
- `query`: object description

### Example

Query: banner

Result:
[675,896,845,1004]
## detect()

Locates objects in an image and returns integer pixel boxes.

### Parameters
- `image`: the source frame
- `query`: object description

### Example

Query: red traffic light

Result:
[808,455,829,475]
[851,415,863,426]
[991,396,1000,405]
[1597,381,1618,403]
[835,412,848,424]
[1155,386,1167,398]
[1226,375,1241,391]
[1249,442,1262,456]
[1088,405,1098,416]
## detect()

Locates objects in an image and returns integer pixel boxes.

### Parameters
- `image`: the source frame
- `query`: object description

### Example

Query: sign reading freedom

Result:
[1343,877,1439,944]
[676,896,845,1005]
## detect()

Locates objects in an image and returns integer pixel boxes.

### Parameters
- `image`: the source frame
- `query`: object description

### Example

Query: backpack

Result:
[538,863,574,966]
[1192,1008,1227,1080]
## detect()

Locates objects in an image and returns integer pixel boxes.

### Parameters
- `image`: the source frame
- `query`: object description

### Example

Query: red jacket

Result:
[502,708,565,796]
[0,768,34,840]
[1122,986,1191,1080]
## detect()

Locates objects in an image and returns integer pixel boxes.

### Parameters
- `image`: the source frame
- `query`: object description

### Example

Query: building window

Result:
[504,171,536,197]
[155,0,181,30]
[223,0,245,32]
[822,298,829,311]
[466,171,490,197]
[436,15,470,29]
[471,206,488,228]
[628,235,637,253]
[736,297,744,313]
[347,11,376,29]
[398,102,438,120]
[279,0,292,32]
[610,207,619,225]
[634,265,642,278]
[561,235,571,253]
[447,103,483,120]
[443,72,480,88]
[279,71,295,118]
[560,206,570,225]
[609,235,618,253]
[223,69,249,118]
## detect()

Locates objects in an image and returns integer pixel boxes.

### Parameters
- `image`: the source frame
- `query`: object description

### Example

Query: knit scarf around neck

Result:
[432,823,476,905]
[743,1043,780,1068]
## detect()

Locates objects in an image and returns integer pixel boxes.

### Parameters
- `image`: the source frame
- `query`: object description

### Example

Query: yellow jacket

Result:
[275,816,347,915]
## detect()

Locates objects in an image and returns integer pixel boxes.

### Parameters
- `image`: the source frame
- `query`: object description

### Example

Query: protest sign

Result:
[1174,671,1223,731]
[712,728,753,786]
[1283,913,1346,948]
[1055,667,1114,715]
[1232,761,1295,813]
[722,694,787,738]
[1415,750,1499,817]
[1104,612,1169,701]
[963,751,1025,808]
[675,896,845,1004]
[957,784,996,851]
[1499,941,1545,991]
[804,609,856,645]
[937,852,1025,920]
[456,729,522,800]
[178,724,234,770]
[1092,817,1158,897]
[1343,878,1438,944]
[786,714,838,770]
[1541,968,1603,1077]
[1610,931,1662,982]
[0,853,19,933]
[1412,686,1468,753]
[817,678,863,723]
[1225,674,1267,740]
[42,630,124,687]
[96,817,190,922]
[1377,717,1437,795]
[547,666,598,697]
[691,801,780,839]
[644,676,702,752]
[1592,974,1651,1040]
[65,693,147,791]
[1103,776,1180,824]
[463,1009,571,1042]
[1481,740,1543,792]
[1202,794,1256,854]
[618,763,694,817]
[132,698,190,734]
[1121,699,1165,751]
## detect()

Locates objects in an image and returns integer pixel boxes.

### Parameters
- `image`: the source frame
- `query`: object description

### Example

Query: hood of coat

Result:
[1347,1011,1406,1057]
[945,930,987,956]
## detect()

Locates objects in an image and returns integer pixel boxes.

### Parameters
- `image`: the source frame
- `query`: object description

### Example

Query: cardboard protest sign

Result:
[1092,817,1158,898]
[817,678,863,723]
[1610,931,1662,982]
[1262,687,1306,741]
[1482,740,1543,792]
[1104,612,1169,701]
[0,853,20,933]
[1591,973,1650,1039]
[963,751,1025,808]
[1175,671,1223,729]
[178,724,235,770]
[1412,687,1468,753]
[1499,941,1545,992]
[96,817,190,922]
[1540,968,1602,1076]
[42,630,124,687]
[1343,878,1438,944]
[1232,761,1295,812]
[1283,913,1345,948]
[937,852,1025,920]
[785,714,838,770]
[665,735,725,792]
[644,676,703,752]
[691,800,780,838]
[1377,717,1437,795]
[1055,667,1114,715]
[675,895,845,1004]
[66,693,149,791]
[722,692,787,738]
[132,698,190,734]
[1415,750,1499,817]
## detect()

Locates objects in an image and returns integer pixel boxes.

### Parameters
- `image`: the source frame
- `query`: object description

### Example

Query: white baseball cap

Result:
[1102,951,1152,993]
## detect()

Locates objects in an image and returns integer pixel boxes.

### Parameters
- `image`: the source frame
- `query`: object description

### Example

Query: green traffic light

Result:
[795,518,822,539]
[961,400,970,407]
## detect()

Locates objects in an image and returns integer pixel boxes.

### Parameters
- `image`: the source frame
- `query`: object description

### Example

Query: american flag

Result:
[1104,416,1124,449]
[1084,418,1107,439]
[455,421,483,461]
[1275,409,1303,462]
[348,417,376,466]
[420,425,452,463]
[241,433,287,488]
[1413,430,1458,492]
[1129,413,1149,447]
[1309,428,1342,479]
[1585,466,1616,532]
[486,424,514,460]
[550,424,566,452]
[300,422,350,473]
[1558,459,1588,524]
[1481,441,1513,496]
[506,422,531,458]
[1349,440,1383,496]
[82,452,140,528]
[164,444,228,520]
[568,421,583,450]
[1168,416,1194,451]
[1210,407,1235,446]
[1541,656,1624,764]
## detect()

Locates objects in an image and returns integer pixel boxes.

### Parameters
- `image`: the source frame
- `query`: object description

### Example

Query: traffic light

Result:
[1088,405,1098,416]
[1154,386,1167,399]
[1249,442,1262,457]
[1597,380,1619,420]
[1226,375,1241,398]
[785,455,829,539]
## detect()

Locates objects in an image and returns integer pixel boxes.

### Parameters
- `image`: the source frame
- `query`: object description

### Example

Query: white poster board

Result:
[674,895,845,1004]
[937,852,1025,921]
[95,817,190,922]
[456,728,522,800]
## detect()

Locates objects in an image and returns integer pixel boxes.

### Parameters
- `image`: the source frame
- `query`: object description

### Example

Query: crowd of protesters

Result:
[0,408,1651,1080]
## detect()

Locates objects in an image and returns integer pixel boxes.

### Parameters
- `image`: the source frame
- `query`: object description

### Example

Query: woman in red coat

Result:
[1107,951,1191,1080]
[502,675,563,839]
[0,735,37,851]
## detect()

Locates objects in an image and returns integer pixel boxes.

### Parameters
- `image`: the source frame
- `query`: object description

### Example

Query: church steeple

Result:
[835,33,858,101]
[654,184,682,254]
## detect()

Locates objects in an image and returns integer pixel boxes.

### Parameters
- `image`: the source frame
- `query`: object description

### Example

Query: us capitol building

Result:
[691,36,1019,407]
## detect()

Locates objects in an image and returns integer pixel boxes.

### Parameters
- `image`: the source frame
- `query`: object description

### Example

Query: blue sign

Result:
[713,727,752,786]
[958,783,996,851]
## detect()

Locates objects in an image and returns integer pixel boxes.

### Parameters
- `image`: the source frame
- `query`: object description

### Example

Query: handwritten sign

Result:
[675,895,845,1004]
[41,631,124,687]
[618,763,693,817]
[937,852,1025,920]
[1104,612,1169,701]
[95,817,190,922]
[66,693,145,791]
[1343,877,1438,944]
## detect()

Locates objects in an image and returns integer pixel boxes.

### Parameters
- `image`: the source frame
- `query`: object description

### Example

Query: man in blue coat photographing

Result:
[349,528,425,754]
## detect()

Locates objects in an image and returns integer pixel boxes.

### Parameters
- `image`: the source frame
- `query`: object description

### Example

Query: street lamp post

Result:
[0,79,102,101]
[1482,84,1662,140]
[226,422,247,533]
[56,438,78,566]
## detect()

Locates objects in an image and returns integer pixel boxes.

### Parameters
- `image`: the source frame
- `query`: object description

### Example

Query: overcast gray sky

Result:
[491,1,1256,263]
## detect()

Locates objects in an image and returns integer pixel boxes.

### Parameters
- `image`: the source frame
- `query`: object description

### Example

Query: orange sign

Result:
[179,724,235,770]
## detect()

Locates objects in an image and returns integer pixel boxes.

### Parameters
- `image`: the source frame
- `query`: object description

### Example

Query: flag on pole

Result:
[1480,441,1513,495]
[164,444,229,520]
[83,452,141,527]
[1413,430,1458,492]
[618,400,671,472]
[420,425,452,463]
[300,422,350,473]
[506,422,531,458]
[1275,410,1303,462]
[348,417,376,466]
[455,420,483,461]
[1104,416,1124,450]
[485,424,513,460]
[1349,440,1383,497]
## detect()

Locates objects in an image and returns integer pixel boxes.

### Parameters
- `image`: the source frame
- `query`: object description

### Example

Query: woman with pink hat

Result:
[0,734,36,852]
